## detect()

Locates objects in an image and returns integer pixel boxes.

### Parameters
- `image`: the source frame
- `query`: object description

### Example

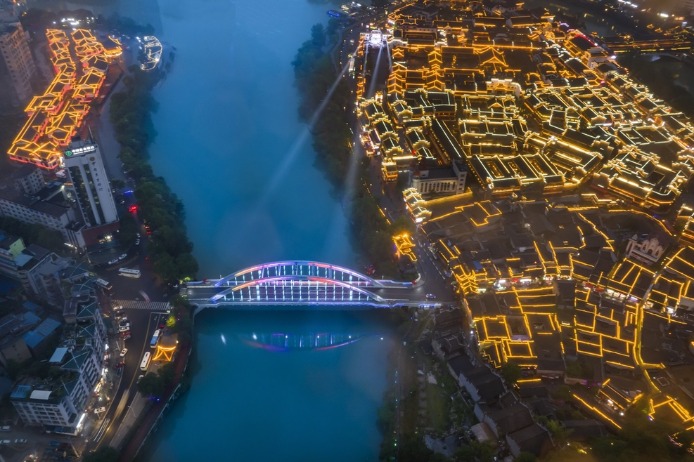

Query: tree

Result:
[83,446,119,462]
[152,252,177,283]
[454,440,496,462]
[544,419,571,446]
[500,361,522,386]
[158,363,176,389]
[137,372,165,398]
[175,252,199,280]
[310,23,326,49]
[110,63,197,284]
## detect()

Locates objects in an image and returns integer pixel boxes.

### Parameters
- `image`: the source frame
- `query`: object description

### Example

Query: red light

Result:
[128,205,138,213]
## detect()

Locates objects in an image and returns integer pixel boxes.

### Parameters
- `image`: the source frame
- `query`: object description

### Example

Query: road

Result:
[85,307,169,454]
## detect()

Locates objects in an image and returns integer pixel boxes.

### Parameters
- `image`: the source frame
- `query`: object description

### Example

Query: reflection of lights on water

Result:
[242,332,364,352]
[220,334,227,345]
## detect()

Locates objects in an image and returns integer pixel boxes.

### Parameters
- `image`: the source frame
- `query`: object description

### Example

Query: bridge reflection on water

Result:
[240,331,367,352]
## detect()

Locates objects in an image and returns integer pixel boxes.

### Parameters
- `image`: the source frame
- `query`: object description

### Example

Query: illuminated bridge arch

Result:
[209,276,386,306]
[215,261,383,289]
[185,261,419,310]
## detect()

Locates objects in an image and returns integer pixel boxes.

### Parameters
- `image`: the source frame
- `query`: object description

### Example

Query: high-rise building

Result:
[0,21,36,105]
[62,140,118,228]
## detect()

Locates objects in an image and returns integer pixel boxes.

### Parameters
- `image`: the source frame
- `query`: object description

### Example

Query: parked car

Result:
[120,348,128,358]
[94,407,106,415]
[14,438,28,444]
[0,426,10,432]
[425,293,437,300]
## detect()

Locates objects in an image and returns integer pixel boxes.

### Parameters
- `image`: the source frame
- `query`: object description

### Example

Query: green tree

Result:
[175,253,199,280]
[152,252,177,283]
[500,361,522,386]
[158,363,176,388]
[544,419,571,446]
[110,64,197,283]
[137,372,165,398]
[310,23,326,49]
[453,440,496,462]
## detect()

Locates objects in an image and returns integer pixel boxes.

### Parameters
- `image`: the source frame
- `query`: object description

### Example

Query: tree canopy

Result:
[83,446,119,462]
[110,68,198,282]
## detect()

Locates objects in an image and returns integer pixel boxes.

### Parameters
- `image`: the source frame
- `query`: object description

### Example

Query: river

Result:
[33,0,394,460]
[138,0,394,460]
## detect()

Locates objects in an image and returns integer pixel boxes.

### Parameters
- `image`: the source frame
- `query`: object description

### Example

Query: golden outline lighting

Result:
[6,28,121,169]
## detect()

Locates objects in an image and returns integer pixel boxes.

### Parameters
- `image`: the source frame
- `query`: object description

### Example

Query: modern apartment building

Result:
[0,21,36,105]
[62,140,118,229]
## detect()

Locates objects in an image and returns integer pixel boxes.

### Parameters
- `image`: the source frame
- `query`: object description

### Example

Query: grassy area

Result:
[425,381,452,433]
[417,347,474,434]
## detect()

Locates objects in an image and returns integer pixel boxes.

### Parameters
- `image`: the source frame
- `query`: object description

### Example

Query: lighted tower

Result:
[62,140,118,227]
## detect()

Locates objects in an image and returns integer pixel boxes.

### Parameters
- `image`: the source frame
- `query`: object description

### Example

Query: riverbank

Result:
[108,67,198,283]
[292,20,413,280]
[100,57,197,459]
[121,338,191,462]
[100,1,392,459]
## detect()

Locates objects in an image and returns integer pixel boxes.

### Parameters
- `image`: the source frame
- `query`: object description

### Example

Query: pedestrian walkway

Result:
[112,300,170,311]
[111,393,148,450]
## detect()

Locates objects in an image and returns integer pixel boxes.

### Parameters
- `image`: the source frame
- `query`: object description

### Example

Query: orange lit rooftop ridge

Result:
[6,28,121,169]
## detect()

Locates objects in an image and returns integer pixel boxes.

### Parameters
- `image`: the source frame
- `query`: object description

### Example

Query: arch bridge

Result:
[183,261,425,311]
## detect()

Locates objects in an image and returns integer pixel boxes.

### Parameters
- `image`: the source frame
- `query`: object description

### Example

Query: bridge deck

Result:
[185,261,427,309]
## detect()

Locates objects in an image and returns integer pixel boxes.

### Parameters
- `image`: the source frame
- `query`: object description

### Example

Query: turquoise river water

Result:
[137,0,395,460]
[40,0,396,460]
